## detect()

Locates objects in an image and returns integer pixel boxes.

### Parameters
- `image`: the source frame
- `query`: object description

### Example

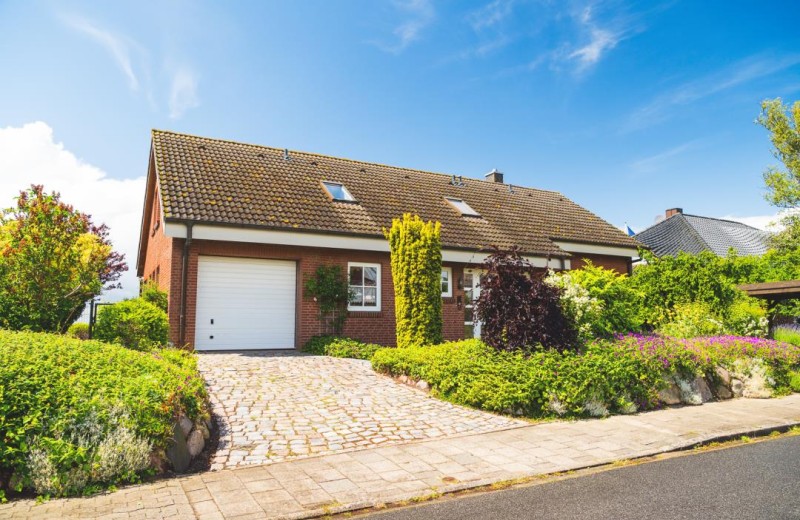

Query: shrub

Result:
[372,335,800,419]
[475,248,576,352]
[565,262,645,335]
[303,265,351,335]
[545,270,603,344]
[93,298,169,351]
[140,280,168,312]
[774,325,800,346]
[657,302,726,339]
[725,298,768,337]
[384,214,443,348]
[302,335,384,361]
[66,322,90,340]
[0,330,206,497]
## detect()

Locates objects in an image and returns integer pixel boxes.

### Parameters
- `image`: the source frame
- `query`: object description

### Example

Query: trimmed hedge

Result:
[302,336,384,361]
[371,336,800,418]
[93,298,169,351]
[0,330,206,497]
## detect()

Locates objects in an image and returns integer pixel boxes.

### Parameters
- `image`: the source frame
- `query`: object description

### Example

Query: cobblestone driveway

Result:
[199,352,524,470]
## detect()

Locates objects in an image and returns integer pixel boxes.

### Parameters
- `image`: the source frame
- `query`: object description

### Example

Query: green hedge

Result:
[302,336,384,361]
[0,330,206,497]
[93,298,169,351]
[371,336,800,418]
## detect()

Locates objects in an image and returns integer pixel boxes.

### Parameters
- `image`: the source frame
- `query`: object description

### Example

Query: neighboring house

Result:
[635,208,771,258]
[137,130,641,350]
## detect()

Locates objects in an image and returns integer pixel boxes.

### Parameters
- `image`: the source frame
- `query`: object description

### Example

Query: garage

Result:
[194,256,296,350]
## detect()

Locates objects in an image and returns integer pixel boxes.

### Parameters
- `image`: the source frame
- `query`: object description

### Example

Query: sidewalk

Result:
[3,394,799,519]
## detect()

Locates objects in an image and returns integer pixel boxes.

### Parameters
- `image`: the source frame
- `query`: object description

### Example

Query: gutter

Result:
[178,222,194,346]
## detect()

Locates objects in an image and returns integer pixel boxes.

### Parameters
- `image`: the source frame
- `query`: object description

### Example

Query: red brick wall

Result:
[173,239,468,349]
[140,186,175,300]
[572,254,632,274]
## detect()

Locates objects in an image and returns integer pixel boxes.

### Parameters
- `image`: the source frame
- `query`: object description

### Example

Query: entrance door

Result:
[463,268,483,339]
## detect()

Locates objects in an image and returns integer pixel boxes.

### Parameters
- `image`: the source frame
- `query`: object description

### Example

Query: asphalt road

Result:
[365,436,800,520]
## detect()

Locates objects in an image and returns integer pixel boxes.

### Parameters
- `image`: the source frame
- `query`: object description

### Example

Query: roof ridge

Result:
[150,128,563,196]
[682,213,769,231]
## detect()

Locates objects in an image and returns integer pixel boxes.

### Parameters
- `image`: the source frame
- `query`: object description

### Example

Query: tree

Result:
[384,213,442,348]
[475,247,576,352]
[758,98,800,251]
[0,186,126,332]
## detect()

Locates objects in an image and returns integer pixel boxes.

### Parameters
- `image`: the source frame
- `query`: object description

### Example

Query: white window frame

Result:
[444,196,480,217]
[441,267,453,297]
[347,262,381,312]
[322,181,356,202]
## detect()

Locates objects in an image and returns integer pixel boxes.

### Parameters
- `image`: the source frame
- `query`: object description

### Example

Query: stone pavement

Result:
[198,352,524,469]
[3,394,799,519]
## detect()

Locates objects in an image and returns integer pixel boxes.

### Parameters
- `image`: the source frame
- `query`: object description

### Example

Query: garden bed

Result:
[0,330,209,499]
[371,336,800,419]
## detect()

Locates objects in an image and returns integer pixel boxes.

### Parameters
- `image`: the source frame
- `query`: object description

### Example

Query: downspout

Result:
[179,222,194,347]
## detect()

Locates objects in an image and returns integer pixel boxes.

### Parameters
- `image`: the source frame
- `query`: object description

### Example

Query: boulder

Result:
[415,380,430,392]
[178,415,194,438]
[197,423,210,440]
[187,429,205,458]
[694,377,714,403]
[731,378,744,398]
[658,381,682,405]
[713,367,733,399]
[166,422,191,473]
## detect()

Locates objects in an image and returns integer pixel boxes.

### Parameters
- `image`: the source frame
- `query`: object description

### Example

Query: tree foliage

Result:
[303,265,351,335]
[0,186,126,333]
[384,213,442,348]
[475,247,576,352]
[758,98,800,251]
[140,280,168,313]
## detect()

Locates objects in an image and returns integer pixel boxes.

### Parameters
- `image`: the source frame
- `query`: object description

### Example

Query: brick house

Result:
[137,130,641,350]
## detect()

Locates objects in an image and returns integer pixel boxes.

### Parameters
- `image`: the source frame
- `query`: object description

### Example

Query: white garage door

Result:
[194,256,296,350]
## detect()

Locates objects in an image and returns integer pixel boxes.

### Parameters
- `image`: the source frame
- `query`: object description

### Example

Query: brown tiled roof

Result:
[151,130,640,257]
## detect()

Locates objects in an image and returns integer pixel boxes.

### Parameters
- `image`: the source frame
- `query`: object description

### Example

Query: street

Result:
[365,436,800,520]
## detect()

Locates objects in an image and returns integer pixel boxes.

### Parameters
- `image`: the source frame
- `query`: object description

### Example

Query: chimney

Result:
[665,207,683,218]
[485,168,504,183]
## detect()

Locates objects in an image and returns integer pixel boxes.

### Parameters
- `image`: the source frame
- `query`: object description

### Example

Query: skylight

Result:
[322,181,356,202]
[445,197,480,217]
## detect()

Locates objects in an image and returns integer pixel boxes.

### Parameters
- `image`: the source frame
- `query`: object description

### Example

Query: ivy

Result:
[303,265,351,335]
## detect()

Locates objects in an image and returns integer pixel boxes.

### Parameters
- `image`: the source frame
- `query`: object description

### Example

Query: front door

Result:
[463,268,483,339]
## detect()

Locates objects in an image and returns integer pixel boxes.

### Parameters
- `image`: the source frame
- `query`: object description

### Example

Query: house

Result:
[137,130,641,350]
[634,208,771,258]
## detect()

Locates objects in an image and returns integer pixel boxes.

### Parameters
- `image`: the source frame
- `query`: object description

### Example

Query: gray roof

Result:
[634,213,771,257]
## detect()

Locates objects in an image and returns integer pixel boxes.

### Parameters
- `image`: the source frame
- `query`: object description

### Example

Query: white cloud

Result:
[569,27,618,68]
[629,139,704,174]
[565,3,631,73]
[623,53,800,132]
[469,0,515,31]
[62,15,140,91]
[0,122,144,301]
[720,212,788,232]
[378,0,435,53]
[169,67,200,119]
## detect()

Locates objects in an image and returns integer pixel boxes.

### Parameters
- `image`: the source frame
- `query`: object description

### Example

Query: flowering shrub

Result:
[545,270,603,343]
[371,335,800,420]
[0,330,207,498]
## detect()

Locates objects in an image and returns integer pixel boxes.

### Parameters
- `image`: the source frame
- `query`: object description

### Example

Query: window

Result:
[348,262,381,311]
[445,197,480,217]
[322,181,356,202]
[441,267,453,297]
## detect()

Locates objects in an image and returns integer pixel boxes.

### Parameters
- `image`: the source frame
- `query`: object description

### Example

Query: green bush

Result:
[302,335,384,361]
[657,302,726,339]
[385,213,443,348]
[724,298,768,337]
[93,298,169,351]
[66,322,90,340]
[0,330,206,497]
[140,280,168,313]
[565,262,645,336]
[774,326,800,346]
[790,370,800,393]
[372,335,800,418]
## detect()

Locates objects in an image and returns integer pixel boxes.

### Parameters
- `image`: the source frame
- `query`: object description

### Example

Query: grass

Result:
[774,326,800,347]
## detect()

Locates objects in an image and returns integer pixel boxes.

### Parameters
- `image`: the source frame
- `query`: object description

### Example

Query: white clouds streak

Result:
[379,0,435,53]
[63,16,140,91]
[629,139,704,174]
[623,53,800,132]
[169,67,200,119]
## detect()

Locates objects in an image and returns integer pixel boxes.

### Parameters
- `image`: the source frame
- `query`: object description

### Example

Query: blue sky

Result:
[0,0,798,297]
